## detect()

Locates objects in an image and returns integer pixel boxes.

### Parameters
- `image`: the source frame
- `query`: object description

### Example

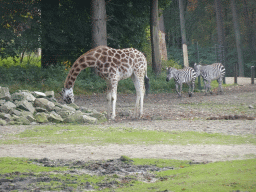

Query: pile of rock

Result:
[0,87,106,126]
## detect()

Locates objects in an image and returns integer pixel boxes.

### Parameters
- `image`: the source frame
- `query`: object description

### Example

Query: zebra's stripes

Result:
[166,67,196,97]
[194,63,225,95]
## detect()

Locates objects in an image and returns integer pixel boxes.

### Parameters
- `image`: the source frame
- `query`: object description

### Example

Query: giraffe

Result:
[61,46,149,120]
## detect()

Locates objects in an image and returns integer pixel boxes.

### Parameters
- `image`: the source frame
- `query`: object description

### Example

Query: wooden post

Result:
[196,42,201,89]
[251,66,255,84]
[234,63,237,84]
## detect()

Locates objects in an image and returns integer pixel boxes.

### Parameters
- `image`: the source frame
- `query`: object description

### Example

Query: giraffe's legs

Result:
[106,81,118,120]
[106,82,112,120]
[132,75,145,118]
[111,81,118,120]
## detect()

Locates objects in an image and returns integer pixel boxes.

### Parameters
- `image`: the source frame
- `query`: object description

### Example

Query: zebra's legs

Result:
[204,80,212,95]
[175,83,182,98]
[188,82,194,97]
[217,78,223,94]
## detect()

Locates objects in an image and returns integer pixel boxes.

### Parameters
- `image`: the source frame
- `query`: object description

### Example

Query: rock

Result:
[48,111,63,123]
[57,110,74,119]
[0,101,16,113]
[45,91,54,98]
[17,116,31,125]
[10,109,22,116]
[16,100,35,114]
[64,111,97,124]
[82,115,97,124]
[26,115,36,122]
[0,113,12,121]
[67,103,80,110]
[80,107,93,113]
[61,104,76,112]
[33,91,46,98]
[0,100,5,105]
[11,91,36,102]
[0,87,11,101]
[35,107,48,113]
[89,110,107,121]
[0,118,7,126]
[34,98,55,111]
[248,105,254,109]
[0,88,105,125]
[34,112,49,123]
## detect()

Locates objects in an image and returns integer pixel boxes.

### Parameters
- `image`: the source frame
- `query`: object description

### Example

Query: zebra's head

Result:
[166,67,176,82]
[60,87,74,104]
[194,63,201,77]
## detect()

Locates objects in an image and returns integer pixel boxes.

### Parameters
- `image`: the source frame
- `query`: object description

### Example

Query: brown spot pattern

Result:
[73,63,79,68]
[79,57,85,63]
[81,64,87,68]
[100,55,107,63]
[108,50,114,56]
[86,56,95,61]
[94,53,100,58]
[114,54,121,60]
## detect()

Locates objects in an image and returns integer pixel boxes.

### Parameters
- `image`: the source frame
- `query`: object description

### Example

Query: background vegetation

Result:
[0,0,255,94]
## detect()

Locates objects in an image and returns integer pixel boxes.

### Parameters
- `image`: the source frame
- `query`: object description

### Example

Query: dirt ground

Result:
[0,78,256,163]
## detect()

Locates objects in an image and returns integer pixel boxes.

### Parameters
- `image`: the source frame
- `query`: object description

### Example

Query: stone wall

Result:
[0,87,106,126]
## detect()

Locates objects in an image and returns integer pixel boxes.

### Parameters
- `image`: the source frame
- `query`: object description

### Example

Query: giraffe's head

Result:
[166,67,176,82]
[61,87,74,104]
[194,63,201,77]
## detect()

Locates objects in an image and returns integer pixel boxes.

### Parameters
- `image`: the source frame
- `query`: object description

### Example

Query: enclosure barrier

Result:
[234,63,237,84]
[252,66,255,84]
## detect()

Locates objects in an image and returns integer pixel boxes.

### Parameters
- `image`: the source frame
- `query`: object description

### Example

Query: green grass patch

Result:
[111,159,256,192]
[0,157,68,174]
[1,125,255,145]
[1,157,255,192]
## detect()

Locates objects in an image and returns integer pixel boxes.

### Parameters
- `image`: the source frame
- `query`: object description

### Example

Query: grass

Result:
[114,159,256,192]
[0,157,255,191]
[0,157,68,174]
[1,125,255,145]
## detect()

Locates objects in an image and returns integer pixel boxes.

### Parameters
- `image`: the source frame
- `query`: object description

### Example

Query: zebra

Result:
[166,67,196,97]
[194,63,225,95]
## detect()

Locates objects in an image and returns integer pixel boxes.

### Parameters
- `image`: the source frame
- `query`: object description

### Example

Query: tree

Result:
[40,0,59,68]
[179,0,189,67]
[91,0,107,48]
[215,0,225,47]
[0,0,40,58]
[242,0,256,55]
[159,9,168,61]
[150,0,162,75]
[231,0,244,77]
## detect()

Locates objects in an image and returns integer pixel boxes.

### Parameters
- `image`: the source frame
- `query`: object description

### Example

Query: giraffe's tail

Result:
[144,73,150,96]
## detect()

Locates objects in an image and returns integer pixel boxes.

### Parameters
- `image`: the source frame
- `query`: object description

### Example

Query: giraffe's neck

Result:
[64,47,102,89]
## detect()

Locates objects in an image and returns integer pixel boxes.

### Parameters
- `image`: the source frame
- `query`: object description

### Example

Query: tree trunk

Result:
[179,0,189,67]
[243,0,256,54]
[231,0,244,77]
[159,9,168,61]
[215,0,225,47]
[91,0,107,48]
[41,0,58,68]
[150,0,162,76]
